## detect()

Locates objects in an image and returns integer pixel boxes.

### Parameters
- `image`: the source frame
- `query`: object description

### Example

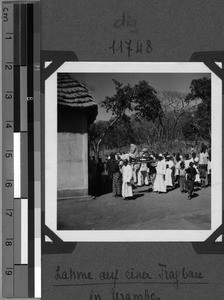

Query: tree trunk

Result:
[96,114,122,159]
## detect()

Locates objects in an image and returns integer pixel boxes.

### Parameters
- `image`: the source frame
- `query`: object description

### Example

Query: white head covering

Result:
[122,153,130,161]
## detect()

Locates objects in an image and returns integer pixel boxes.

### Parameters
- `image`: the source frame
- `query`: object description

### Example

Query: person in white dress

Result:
[165,155,174,189]
[207,156,211,186]
[133,160,140,184]
[121,159,133,199]
[174,156,181,188]
[190,152,200,184]
[138,155,149,186]
[153,154,166,193]
[199,146,209,187]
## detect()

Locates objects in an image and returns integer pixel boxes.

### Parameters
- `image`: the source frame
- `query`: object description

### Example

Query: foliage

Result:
[133,80,163,123]
[88,121,107,154]
[101,79,133,117]
[88,77,211,158]
[185,77,211,140]
[181,112,199,141]
[104,115,135,149]
[90,79,162,158]
[185,77,211,103]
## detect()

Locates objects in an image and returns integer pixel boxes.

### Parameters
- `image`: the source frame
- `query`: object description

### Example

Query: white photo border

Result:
[45,62,222,242]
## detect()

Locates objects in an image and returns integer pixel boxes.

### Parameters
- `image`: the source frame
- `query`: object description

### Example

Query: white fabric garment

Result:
[140,162,147,171]
[189,157,199,165]
[207,160,211,174]
[165,160,174,187]
[141,171,149,185]
[184,159,191,169]
[153,159,166,193]
[175,161,181,176]
[137,169,142,186]
[122,164,133,198]
[134,163,140,184]
[199,151,209,165]
[194,166,201,182]
[137,163,149,186]
[132,168,137,183]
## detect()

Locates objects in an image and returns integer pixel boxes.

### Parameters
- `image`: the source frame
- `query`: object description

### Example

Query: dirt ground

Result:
[57,185,211,230]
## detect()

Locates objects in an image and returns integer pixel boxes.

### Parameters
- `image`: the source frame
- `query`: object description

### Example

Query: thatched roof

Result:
[57,73,98,124]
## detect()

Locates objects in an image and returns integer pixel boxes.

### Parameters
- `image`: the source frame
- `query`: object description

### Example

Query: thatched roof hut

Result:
[57,73,98,125]
[57,73,97,200]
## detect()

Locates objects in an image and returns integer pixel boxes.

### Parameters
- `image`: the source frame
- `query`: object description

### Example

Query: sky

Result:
[70,72,210,121]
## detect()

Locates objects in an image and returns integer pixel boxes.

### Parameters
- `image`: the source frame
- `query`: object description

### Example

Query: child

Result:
[186,162,197,200]
[207,156,211,186]
[179,161,186,193]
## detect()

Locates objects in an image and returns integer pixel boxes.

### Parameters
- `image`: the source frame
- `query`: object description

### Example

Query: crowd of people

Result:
[89,144,211,200]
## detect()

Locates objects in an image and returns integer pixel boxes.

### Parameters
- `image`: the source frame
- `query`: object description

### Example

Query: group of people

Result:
[149,147,211,199]
[89,144,211,200]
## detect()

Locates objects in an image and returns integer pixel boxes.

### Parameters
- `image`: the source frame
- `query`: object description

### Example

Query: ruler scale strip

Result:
[13,200,21,264]
[13,3,20,132]
[19,10,28,295]
[20,66,28,132]
[21,3,27,66]
[2,1,41,297]
[19,11,28,291]
[13,2,28,297]
[2,2,14,298]
[27,3,35,298]
[33,1,41,298]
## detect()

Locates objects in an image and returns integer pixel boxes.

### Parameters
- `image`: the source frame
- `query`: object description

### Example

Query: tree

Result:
[185,77,211,141]
[181,112,199,141]
[89,79,163,158]
[91,79,133,157]
[160,91,190,141]
[88,121,107,155]
[129,81,164,148]
[133,80,163,123]
[89,117,134,156]
[104,115,135,150]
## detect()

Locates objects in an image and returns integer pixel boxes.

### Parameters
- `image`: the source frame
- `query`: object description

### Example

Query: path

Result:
[57,185,211,230]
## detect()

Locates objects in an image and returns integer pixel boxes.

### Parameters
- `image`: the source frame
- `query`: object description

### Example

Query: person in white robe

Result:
[138,156,149,186]
[137,166,143,186]
[121,159,133,199]
[174,157,181,187]
[153,154,166,193]
[190,152,200,184]
[165,156,174,189]
[133,161,140,184]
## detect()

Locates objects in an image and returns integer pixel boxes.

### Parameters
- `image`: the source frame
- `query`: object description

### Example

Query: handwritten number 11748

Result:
[109,40,152,57]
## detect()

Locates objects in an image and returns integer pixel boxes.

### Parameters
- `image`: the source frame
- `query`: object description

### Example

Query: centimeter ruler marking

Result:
[2,2,41,298]
[33,1,41,298]
[2,2,14,298]
[14,2,29,297]
[27,2,36,298]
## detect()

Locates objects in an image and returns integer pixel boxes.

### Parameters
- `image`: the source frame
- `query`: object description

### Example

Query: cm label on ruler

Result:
[2,2,15,298]
[3,5,10,22]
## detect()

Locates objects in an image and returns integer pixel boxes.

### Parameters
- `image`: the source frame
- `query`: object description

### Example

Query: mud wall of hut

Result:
[57,109,88,198]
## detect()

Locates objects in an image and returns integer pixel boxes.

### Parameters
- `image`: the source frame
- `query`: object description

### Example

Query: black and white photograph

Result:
[44,62,222,241]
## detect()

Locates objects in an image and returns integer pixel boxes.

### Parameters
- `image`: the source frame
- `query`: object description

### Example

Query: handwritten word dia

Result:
[113,11,138,34]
